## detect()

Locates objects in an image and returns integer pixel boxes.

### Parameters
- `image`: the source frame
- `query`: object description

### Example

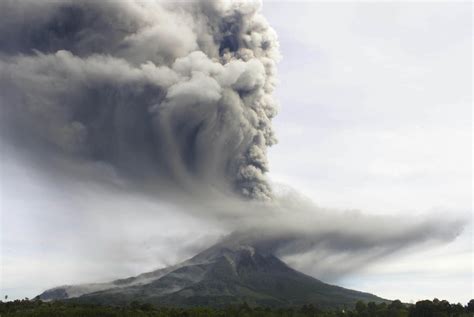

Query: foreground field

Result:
[1,298,473,317]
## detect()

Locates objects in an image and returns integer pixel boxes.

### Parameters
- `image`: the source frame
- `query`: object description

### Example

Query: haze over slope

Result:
[39,241,387,308]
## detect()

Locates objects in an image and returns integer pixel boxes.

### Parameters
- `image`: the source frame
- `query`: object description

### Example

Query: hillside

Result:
[40,243,387,308]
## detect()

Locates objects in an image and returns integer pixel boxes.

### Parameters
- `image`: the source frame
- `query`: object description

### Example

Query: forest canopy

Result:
[1,298,473,317]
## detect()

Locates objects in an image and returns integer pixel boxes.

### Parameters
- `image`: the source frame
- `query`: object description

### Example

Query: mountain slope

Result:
[39,243,387,308]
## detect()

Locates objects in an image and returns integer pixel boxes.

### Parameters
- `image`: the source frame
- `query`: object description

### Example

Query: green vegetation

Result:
[0,298,472,317]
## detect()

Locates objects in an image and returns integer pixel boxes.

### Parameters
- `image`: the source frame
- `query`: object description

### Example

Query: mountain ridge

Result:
[39,243,388,308]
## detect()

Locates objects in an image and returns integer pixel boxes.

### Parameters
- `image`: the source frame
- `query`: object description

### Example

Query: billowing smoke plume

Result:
[0,0,279,199]
[0,0,467,290]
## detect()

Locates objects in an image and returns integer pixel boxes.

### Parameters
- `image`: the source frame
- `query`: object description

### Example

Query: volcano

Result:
[39,242,387,308]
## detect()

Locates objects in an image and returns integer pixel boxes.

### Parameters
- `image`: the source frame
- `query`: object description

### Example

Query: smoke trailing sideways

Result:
[0,0,467,283]
[0,0,279,200]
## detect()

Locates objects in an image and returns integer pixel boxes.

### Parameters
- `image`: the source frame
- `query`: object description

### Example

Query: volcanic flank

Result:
[39,241,386,308]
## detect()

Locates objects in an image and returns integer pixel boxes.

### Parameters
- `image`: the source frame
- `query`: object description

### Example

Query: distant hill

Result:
[39,242,387,308]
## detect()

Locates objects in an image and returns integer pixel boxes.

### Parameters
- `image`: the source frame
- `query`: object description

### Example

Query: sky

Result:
[0,0,472,305]
[263,1,472,303]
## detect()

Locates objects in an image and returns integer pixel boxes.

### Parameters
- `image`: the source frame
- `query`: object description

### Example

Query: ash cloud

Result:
[182,187,466,279]
[0,0,279,200]
[0,0,468,288]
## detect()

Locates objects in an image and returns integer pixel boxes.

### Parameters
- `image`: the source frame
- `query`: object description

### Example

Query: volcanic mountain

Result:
[39,242,387,308]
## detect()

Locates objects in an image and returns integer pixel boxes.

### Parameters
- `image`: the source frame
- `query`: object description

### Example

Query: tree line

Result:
[0,298,473,317]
